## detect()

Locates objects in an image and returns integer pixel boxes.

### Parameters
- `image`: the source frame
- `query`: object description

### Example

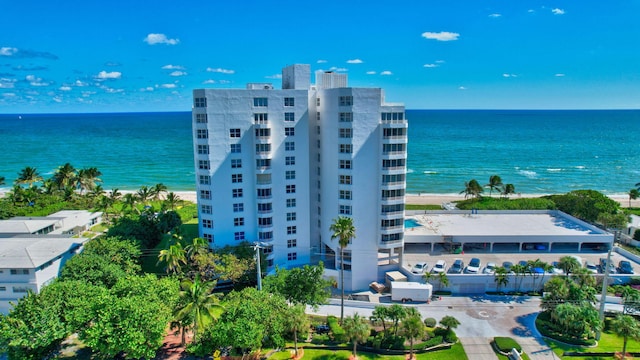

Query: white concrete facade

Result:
[192,64,406,291]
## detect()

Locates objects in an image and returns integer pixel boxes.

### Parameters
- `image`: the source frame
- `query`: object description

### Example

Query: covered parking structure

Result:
[404,210,613,254]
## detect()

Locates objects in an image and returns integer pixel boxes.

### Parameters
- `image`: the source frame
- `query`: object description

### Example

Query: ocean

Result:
[0,110,638,195]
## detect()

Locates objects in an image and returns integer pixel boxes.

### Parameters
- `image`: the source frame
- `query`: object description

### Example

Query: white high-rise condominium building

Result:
[192,64,407,291]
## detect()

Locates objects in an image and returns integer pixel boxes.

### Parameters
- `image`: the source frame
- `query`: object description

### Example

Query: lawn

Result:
[269,343,467,360]
[545,326,640,359]
[405,204,443,211]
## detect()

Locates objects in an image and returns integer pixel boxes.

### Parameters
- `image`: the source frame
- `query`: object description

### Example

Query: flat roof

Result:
[405,210,607,237]
[0,235,87,268]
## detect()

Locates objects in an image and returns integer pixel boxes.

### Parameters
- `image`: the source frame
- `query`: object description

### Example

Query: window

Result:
[230,144,242,153]
[285,170,295,180]
[195,97,207,107]
[235,231,245,241]
[231,174,243,183]
[316,97,320,106]
[201,204,212,214]
[316,125,320,134]
[339,144,353,153]
[197,144,209,155]
[253,97,268,107]
[198,160,210,170]
[256,159,271,169]
[196,113,208,123]
[257,188,272,198]
[316,112,321,121]
[234,217,244,226]
[284,97,295,106]
[339,96,353,106]
[13,287,30,293]
[382,233,403,242]
[0,286,5,291]
[383,144,406,153]
[255,128,271,138]
[285,156,295,165]
[256,143,271,153]
[287,212,296,221]
[285,127,295,136]
[286,185,296,193]
[288,252,297,261]
[339,160,352,169]
[381,219,403,228]
[383,128,407,137]
[258,217,272,227]
[339,112,353,122]
[339,175,352,185]
[231,159,242,168]
[230,128,241,138]
[382,159,406,169]
[233,203,244,212]
[382,204,405,213]
[339,205,352,215]
[203,233,213,243]
[287,226,297,235]
[202,219,213,228]
[382,189,405,199]
[285,141,295,151]
[197,129,208,139]
[339,128,353,138]
[381,112,404,121]
[232,188,243,198]
[200,190,211,200]
[11,269,28,275]
[199,175,211,185]
[284,112,295,121]
[287,239,297,248]
[259,231,273,241]
[382,174,405,184]
[253,113,268,123]
[258,203,272,213]
[286,198,296,208]
[339,190,352,200]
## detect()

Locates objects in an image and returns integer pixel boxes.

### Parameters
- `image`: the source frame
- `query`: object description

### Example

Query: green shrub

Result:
[444,329,457,343]
[380,335,406,350]
[457,197,556,211]
[634,229,640,241]
[493,337,521,352]
[311,333,330,344]
[535,312,596,346]
[327,316,346,343]
[413,335,443,350]
[424,317,437,328]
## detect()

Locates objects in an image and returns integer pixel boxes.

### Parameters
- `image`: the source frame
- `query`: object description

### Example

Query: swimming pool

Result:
[404,218,423,229]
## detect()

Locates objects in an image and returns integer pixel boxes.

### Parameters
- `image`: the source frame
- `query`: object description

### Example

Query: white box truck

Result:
[391,281,433,302]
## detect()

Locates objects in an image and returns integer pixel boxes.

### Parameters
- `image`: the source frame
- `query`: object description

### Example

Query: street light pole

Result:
[254,243,263,290]
[597,246,613,340]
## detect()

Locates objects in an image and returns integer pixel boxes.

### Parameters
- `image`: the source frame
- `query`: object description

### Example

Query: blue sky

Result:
[1,1,639,112]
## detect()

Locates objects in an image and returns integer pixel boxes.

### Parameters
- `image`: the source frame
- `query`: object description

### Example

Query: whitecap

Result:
[575,166,586,169]
[423,171,438,175]
[546,168,562,172]
[518,169,538,179]
[406,169,415,174]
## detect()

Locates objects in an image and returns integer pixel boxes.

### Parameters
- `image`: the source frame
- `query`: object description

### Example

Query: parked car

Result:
[618,260,635,274]
[465,258,481,273]
[584,261,599,274]
[411,262,428,274]
[483,262,497,274]
[550,261,564,275]
[449,259,464,274]
[599,258,617,274]
[432,260,447,273]
[518,260,529,267]
[502,261,514,273]
[315,324,330,334]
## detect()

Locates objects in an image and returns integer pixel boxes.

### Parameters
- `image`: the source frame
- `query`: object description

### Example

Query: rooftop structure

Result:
[0,210,102,236]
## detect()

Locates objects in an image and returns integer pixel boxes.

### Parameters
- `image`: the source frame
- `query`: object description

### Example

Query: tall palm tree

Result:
[185,237,209,260]
[330,216,355,323]
[53,162,77,189]
[152,183,168,201]
[136,185,153,206]
[369,306,389,333]
[460,179,483,199]
[629,189,639,208]
[342,313,370,358]
[501,183,516,198]
[158,242,187,274]
[485,175,503,197]
[76,167,102,193]
[286,304,309,357]
[109,188,122,202]
[558,256,581,277]
[402,313,426,359]
[15,166,42,188]
[164,191,181,211]
[173,275,223,344]
[122,193,138,214]
[437,271,449,292]
[494,267,509,292]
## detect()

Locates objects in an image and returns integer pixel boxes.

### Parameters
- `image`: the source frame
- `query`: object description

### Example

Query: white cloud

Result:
[160,83,177,89]
[75,80,88,87]
[140,87,154,92]
[422,31,460,41]
[502,73,517,78]
[59,86,72,91]
[207,67,235,74]
[265,74,282,79]
[528,9,535,13]
[162,64,184,70]
[96,71,122,80]
[317,59,327,63]
[105,88,124,93]
[0,47,18,56]
[366,71,376,75]
[202,79,216,84]
[81,91,95,97]
[552,8,565,15]
[489,13,502,18]
[143,33,180,45]
[170,71,187,77]
[458,86,467,90]
[218,80,231,84]
[0,78,16,88]
[423,64,438,68]
[436,60,446,63]
[52,96,63,103]
[347,59,363,64]
[555,73,565,77]
[328,66,348,72]
[380,71,393,76]
[2,92,15,97]
[26,74,50,86]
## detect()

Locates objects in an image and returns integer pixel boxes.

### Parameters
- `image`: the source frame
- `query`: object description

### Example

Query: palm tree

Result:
[286,304,309,357]
[460,179,483,199]
[15,166,42,188]
[629,189,639,208]
[76,167,102,193]
[494,266,509,292]
[330,216,355,323]
[53,162,77,189]
[370,305,389,333]
[158,243,187,274]
[173,275,223,344]
[501,183,516,198]
[136,185,153,206]
[0,176,5,186]
[88,184,105,198]
[423,271,433,287]
[342,313,370,358]
[122,193,138,214]
[485,175,503,197]
[511,263,529,293]
[558,256,581,277]
[109,188,122,202]
[440,315,461,331]
[185,237,209,260]
[152,183,168,201]
[164,191,181,211]
[402,313,426,359]
[437,271,449,292]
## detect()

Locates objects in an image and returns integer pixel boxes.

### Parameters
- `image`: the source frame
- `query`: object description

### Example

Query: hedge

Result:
[494,337,522,353]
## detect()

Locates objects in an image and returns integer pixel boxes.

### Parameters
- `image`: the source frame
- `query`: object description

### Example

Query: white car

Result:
[465,257,481,274]
[411,262,428,274]
[483,262,497,274]
[432,260,447,273]
[584,261,599,274]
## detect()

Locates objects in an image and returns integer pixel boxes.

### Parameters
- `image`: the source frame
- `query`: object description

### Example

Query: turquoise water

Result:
[404,219,422,229]
[0,110,639,194]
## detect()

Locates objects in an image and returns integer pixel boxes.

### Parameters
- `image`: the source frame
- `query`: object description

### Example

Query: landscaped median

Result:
[491,337,530,360]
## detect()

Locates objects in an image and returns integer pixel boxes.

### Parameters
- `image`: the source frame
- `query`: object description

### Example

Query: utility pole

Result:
[597,247,613,340]
[254,243,263,291]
